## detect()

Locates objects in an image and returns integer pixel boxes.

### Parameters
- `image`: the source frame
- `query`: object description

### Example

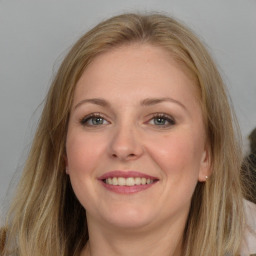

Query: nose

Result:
[108,124,144,161]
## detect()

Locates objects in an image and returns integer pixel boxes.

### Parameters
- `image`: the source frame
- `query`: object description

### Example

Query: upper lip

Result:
[98,170,159,180]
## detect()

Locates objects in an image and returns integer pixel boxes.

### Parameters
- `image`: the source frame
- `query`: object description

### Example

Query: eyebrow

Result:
[141,97,187,111]
[74,98,110,109]
[74,97,187,111]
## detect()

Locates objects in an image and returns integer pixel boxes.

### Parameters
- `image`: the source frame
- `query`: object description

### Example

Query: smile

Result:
[98,170,159,194]
[104,177,154,186]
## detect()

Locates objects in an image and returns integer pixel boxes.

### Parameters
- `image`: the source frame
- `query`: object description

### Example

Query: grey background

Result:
[0,0,256,217]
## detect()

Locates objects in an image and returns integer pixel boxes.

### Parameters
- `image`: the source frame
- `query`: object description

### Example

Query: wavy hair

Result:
[1,13,245,256]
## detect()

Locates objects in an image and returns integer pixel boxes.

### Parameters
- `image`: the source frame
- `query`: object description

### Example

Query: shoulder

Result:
[240,200,256,256]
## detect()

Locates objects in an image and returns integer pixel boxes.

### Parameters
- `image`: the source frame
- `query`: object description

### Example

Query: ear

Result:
[64,155,69,174]
[198,144,212,182]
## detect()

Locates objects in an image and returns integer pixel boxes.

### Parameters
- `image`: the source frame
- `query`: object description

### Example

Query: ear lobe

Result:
[64,156,69,174]
[198,147,212,182]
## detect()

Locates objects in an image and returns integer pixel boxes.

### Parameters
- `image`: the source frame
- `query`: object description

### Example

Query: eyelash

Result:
[79,113,176,128]
[148,113,176,128]
[79,113,108,126]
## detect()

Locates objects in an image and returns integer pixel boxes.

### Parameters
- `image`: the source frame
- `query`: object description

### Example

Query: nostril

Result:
[111,153,137,160]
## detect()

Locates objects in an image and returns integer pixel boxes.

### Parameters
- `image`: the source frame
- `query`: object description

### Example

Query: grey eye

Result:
[90,117,105,125]
[80,115,109,126]
[153,117,168,125]
[148,114,175,127]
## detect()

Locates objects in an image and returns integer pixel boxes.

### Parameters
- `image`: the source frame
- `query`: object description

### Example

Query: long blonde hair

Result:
[1,13,245,256]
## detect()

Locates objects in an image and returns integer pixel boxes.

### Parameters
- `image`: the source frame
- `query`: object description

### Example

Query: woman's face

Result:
[66,44,211,231]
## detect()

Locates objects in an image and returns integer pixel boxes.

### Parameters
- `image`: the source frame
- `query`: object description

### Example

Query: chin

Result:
[99,207,155,230]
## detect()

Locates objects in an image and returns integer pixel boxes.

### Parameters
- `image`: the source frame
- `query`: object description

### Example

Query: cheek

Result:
[66,131,105,176]
[65,132,104,208]
[146,130,204,177]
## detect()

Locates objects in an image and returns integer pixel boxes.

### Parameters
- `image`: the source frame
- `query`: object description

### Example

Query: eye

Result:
[80,113,109,126]
[148,113,175,128]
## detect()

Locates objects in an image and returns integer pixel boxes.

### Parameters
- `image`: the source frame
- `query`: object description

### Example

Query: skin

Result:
[66,43,211,256]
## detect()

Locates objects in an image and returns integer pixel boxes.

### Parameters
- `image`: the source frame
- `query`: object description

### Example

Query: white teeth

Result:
[117,177,126,186]
[105,177,155,186]
[112,177,118,185]
[126,177,135,186]
[135,177,141,185]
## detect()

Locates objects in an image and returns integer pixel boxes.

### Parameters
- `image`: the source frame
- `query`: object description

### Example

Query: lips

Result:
[105,177,154,186]
[98,170,159,194]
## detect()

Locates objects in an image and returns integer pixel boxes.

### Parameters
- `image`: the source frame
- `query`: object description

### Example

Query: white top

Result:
[240,200,256,256]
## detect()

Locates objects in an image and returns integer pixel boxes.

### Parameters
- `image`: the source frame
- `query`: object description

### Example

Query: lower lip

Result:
[100,181,156,194]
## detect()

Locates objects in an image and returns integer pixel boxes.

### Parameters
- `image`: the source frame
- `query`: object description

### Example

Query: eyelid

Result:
[146,113,176,127]
[79,112,110,126]
[79,112,175,128]
[152,113,174,119]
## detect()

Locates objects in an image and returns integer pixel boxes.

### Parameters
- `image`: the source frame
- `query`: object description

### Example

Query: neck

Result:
[81,215,186,256]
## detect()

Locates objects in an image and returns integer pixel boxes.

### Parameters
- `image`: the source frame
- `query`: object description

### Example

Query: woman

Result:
[1,13,255,256]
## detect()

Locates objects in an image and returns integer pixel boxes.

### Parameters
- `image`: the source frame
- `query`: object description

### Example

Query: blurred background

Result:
[0,0,256,216]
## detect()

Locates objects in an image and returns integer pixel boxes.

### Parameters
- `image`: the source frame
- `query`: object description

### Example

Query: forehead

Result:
[73,43,200,109]
[79,44,197,87]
